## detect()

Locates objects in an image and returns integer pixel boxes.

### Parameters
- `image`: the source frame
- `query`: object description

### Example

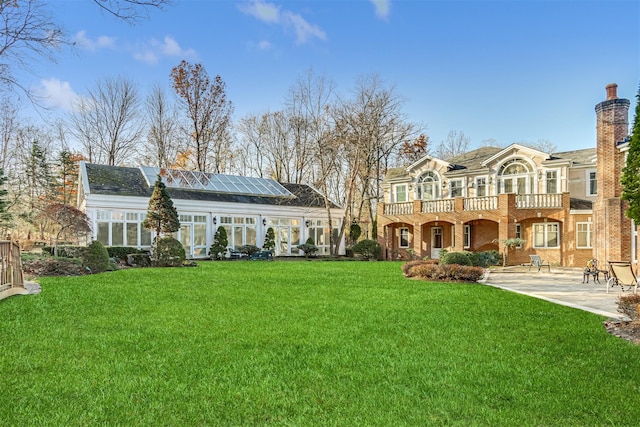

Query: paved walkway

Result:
[481,266,627,320]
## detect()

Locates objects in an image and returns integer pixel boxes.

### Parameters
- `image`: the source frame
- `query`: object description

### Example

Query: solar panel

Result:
[140,166,294,198]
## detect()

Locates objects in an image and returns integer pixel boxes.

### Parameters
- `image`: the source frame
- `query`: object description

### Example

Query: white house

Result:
[77,162,345,258]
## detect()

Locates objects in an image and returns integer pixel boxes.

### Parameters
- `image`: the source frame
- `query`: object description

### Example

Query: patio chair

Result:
[582,258,603,283]
[528,254,550,272]
[606,261,638,294]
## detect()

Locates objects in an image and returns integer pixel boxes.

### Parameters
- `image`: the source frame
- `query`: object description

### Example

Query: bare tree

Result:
[90,0,172,23]
[0,96,19,170]
[0,0,66,97]
[435,130,470,160]
[170,60,233,172]
[70,76,143,166]
[527,138,557,154]
[142,83,181,167]
[0,0,170,99]
[286,68,339,253]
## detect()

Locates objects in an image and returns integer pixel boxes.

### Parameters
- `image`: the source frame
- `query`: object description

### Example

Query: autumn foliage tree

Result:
[40,203,91,255]
[170,60,233,172]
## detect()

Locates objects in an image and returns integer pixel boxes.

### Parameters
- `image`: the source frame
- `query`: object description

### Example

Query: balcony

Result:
[381,193,568,218]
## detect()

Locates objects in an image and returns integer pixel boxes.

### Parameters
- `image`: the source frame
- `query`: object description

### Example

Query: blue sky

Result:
[27,0,640,153]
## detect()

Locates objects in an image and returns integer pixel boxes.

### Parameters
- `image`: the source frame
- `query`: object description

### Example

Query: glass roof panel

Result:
[140,166,294,198]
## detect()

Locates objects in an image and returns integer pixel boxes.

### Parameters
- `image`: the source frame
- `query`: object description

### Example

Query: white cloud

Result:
[257,40,272,50]
[238,0,280,23]
[37,78,79,111]
[73,30,116,51]
[132,36,197,65]
[238,0,326,44]
[370,0,391,20]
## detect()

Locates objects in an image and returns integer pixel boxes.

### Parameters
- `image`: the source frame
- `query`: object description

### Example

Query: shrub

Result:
[127,253,151,268]
[22,257,86,277]
[352,239,382,260]
[408,263,485,283]
[440,251,473,266]
[42,245,87,258]
[238,245,260,256]
[107,246,143,261]
[153,236,186,267]
[297,243,319,258]
[617,294,640,321]
[209,226,228,260]
[263,227,276,252]
[475,250,501,268]
[83,240,110,274]
[402,259,434,277]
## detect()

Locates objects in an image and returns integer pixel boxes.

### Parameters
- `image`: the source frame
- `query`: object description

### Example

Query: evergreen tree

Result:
[0,168,12,230]
[142,174,180,236]
[263,227,276,252]
[56,150,82,206]
[622,87,640,222]
[209,226,228,260]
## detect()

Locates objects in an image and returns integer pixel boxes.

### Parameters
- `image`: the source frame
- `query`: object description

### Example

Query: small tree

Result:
[349,221,361,246]
[297,237,319,258]
[493,238,526,267]
[40,203,91,256]
[142,174,180,236]
[209,226,228,260]
[84,240,110,274]
[352,239,382,260]
[263,227,276,252]
[621,87,640,222]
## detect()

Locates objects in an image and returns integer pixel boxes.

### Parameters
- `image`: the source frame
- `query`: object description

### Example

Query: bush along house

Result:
[77,163,345,258]
[377,84,633,268]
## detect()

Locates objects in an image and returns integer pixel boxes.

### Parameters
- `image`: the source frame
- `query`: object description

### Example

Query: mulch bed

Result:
[604,320,640,344]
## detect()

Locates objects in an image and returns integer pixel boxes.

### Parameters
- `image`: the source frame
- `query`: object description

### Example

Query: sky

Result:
[22,0,640,154]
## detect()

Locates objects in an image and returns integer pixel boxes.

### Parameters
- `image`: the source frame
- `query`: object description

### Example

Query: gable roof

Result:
[82,163,340,209]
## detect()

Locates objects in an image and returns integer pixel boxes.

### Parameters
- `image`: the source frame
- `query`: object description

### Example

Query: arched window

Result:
[416,171,441,200]
[498,158,535,194]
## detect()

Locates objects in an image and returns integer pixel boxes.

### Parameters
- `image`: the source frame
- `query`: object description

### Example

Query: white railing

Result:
[422,199,455,213]
[516,193,563,209]
[384,202,413,215]
[464,196,498,211]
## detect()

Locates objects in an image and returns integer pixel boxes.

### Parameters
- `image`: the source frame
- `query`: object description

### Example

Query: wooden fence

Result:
[0,240,26,300]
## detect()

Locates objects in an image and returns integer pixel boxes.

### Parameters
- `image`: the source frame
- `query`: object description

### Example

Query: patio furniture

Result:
[582,258,603,283]
[606,261,638,294]
[250,250,273,261]
[528,254,550,272]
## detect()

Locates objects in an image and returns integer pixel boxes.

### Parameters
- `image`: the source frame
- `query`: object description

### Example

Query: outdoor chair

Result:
[250,250,273,261]
[606,261,638,294]
[528,254,550,272]
[582,258,604,283]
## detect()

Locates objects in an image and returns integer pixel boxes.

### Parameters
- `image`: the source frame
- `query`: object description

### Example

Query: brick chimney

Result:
[594,83,630,264]
[605,83,618,100]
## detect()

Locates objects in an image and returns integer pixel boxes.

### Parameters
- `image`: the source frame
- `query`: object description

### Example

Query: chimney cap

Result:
[606,83,618,100]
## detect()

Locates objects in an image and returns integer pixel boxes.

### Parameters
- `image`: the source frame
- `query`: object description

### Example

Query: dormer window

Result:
[416,172,441,200]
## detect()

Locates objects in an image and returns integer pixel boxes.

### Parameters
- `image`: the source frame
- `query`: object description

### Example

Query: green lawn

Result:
[2,261,639,426]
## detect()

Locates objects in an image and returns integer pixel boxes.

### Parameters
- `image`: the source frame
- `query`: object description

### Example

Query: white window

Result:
[515,223,523,248]
[219,216,257,249]
[394,184,408,202]
[463,225,471,249]
[450,180,463,198]
[546,170,559,193]
[576,222,592,249]
[399,227,409,248]
[533,223,560,248]
[498,158,534,194]
[417,172,441,200]
[587,170,597,196]
[476,177,487,197]
[95,209,151,248]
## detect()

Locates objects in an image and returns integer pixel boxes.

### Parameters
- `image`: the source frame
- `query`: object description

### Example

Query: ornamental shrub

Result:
[210,226,228,260]
[153,236,186,267]
[238,244,260,256]
[83,240,110,273]
[297,243,319,258]
[352,239,382,260]
[408,263,485,283]
[263,227,276,252]
[107,246,143,262]
[440,251,473,266]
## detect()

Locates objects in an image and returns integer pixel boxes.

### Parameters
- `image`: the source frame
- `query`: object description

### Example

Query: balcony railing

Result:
[464,196,498,211]
[422,199,455,213]
[516,193,562,209]
[384,202,413,215]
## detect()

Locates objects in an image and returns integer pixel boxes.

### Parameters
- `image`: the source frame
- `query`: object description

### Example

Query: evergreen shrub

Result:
[352,239,382,260]
[83,240,110,273]
[153,236,186,267]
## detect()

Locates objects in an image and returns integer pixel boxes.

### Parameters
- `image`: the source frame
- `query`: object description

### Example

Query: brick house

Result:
[377,84,632,267]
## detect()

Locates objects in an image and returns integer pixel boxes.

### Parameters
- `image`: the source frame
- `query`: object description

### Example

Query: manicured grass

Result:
[2,261,639,425]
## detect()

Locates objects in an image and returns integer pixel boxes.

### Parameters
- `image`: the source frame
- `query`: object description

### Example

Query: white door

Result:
[431,227,443,259]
